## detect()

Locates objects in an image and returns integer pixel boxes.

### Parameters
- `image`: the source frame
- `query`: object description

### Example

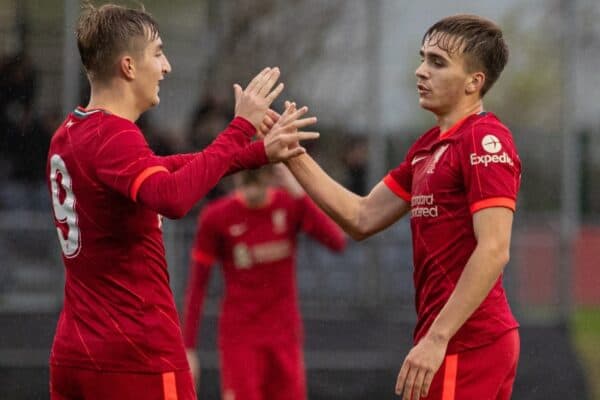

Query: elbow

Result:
[486,242,510,268]
[157,203,189,220]
[348,226,371,242]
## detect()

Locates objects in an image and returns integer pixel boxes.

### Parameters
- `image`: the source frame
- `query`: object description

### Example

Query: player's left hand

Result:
[395,333,448,399]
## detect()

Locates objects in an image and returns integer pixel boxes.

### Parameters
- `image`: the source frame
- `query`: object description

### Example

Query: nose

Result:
[415,62,427,80]
[163,55,172,75]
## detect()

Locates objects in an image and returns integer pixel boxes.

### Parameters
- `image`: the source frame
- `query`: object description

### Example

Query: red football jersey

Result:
[182,189,346,348]
[46,107,256,372]
[384,112,521,353]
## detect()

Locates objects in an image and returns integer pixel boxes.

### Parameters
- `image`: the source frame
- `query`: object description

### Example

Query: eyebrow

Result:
[420,48,449,61]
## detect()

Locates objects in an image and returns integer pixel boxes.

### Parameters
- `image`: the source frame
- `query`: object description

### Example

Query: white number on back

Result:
[49,154,81,257]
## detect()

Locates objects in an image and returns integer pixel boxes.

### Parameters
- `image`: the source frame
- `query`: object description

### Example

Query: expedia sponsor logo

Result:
[470,152,514,167]
[411,194,438,218]
[481,134,502,153]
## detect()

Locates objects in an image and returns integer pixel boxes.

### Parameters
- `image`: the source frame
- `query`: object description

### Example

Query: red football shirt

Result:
[182,189,346,348]
[383,112,521,353]
[46,107,258,372]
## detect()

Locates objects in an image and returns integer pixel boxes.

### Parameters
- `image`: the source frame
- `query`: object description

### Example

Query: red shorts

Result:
[50,365,196,400]
[424,328,520,400]
[219,341,306,400]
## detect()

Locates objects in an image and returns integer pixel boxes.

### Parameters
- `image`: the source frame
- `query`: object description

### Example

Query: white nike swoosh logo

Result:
[411,155,428,166]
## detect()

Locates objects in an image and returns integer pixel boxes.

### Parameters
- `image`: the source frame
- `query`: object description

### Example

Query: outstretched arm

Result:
[285,153,409,240]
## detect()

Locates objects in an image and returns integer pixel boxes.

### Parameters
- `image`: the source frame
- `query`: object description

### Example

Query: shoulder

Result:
[98,114,142,139]
[467,113,513,140]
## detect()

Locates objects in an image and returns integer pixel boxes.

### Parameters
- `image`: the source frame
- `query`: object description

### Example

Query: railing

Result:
[0,209,578,326]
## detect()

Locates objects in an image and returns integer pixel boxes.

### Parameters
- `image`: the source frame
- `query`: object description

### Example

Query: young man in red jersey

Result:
[182,164,346,400]
[284,15,521,400]
[46,3,319,400]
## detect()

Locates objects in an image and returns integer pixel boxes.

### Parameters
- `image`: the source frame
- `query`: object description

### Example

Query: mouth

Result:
[417,83,430,95]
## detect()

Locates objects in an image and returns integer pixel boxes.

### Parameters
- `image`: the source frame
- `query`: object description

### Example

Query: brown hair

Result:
[422,14,508,97]
[76,2,160,81]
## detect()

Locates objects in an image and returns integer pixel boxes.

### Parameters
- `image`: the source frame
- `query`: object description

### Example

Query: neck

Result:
[436,99,483,133]
[86,80,145,122]
[241,187,268,208]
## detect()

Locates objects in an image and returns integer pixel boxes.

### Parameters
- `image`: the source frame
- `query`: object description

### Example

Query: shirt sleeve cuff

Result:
[383,175,411,202]
[470,197,516,214]
[230,116,257,138]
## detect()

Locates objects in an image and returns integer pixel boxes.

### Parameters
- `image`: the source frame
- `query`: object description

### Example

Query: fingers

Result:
[292,116,318,129]
[246,67,271,93]
[257,67,281,97]
[411,369,426,400]
[266,82,285,104]
[266,108,281,123]
[233,84,243,107]
[421,370,434,398]
[396,362,409,396]
[402,366,417,400]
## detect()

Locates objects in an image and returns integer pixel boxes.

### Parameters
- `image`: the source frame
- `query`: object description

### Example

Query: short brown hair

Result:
[76,2,160,81]
[423,14,508,97]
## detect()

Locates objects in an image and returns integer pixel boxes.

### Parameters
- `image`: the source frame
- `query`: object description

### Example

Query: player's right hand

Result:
[263,102,320,162]
[186,349,200,390]
[234,67,284,130]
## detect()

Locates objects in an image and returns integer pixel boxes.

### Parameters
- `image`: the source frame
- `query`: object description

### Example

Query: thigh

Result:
[219,344,265,400]
[264,343,307,400]
[51,365,195,400]
[424,329,520,400]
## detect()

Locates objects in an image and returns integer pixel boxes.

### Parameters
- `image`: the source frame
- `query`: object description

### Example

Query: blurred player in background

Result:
[182,164,346,400]
[46,3,318,400]
[284,14,521,400]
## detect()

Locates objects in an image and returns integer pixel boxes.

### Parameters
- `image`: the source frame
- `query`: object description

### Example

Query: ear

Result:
[119,55,136,80]
[466,71,485,96]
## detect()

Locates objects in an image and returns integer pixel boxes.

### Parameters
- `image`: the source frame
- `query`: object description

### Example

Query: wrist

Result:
[425,327,451,345]
[231,116,256,138]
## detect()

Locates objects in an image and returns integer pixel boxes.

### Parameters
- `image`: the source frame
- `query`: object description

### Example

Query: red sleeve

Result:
[161,153,197,171]
[135,117,262,218]
[460,121,521,214]
[182,208,219,349]
[94,121,167,200]
[161,140,268,174]
[383,156,413,203]
[227,140,269,174]
[298,195,346,252]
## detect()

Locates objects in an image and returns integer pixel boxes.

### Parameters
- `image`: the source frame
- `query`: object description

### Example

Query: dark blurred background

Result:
[1,0,599,399]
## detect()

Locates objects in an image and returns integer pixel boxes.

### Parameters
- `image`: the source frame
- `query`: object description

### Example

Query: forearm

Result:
[285,154,364,238]
[226,140,269,175]
[158,117,256,173]
[138,119,263,218]
[161,153,197,171]
[427,244,509,342]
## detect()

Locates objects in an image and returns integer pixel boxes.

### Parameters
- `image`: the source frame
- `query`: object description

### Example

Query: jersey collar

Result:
[438,111,487,140]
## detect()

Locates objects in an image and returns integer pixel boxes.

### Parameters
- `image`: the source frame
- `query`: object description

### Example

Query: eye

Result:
[431,57,445,67]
